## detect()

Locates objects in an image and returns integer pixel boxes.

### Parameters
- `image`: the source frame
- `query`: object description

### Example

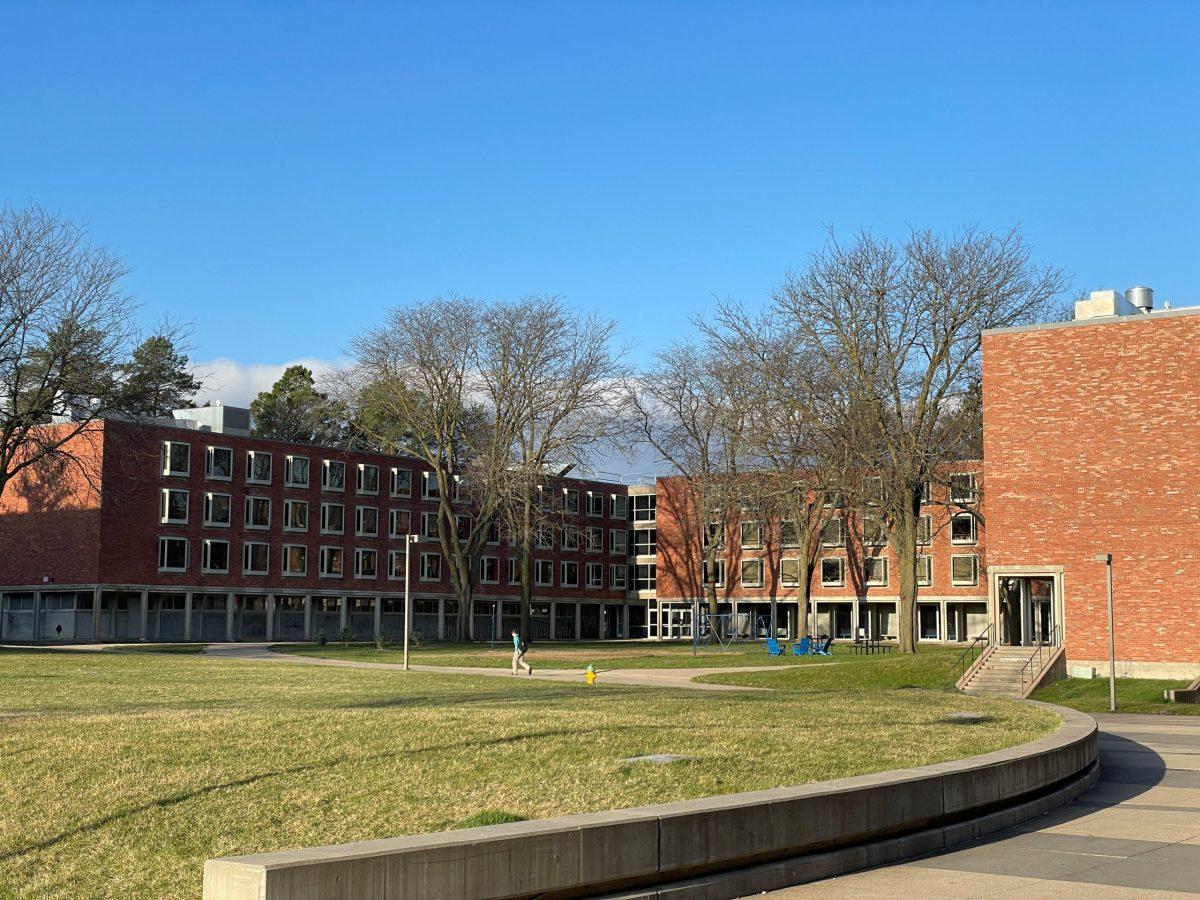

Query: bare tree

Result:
[0,204,137,503]
[628,340,749,634]
[476,296,628,637]
[772,227,1065,652]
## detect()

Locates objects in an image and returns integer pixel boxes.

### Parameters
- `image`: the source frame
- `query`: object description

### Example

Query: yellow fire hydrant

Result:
[585,664,597,686]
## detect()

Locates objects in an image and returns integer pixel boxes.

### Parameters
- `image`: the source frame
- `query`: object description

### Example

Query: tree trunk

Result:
[703,544,720,638]
[798,560,813,639]
[519,499,533,640]
[893,511,919,654]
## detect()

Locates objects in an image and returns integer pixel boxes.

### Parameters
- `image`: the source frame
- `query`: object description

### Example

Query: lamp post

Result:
[1094,553,1116,711]
[404,534,419,671]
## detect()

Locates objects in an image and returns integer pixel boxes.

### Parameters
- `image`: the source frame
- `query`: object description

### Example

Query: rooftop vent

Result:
[1074,286,1155,321]
[1126,285,1154,313]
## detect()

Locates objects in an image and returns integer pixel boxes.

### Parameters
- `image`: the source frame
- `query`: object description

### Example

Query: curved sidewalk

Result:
[201,642,806,691]
[760,713,1200,898]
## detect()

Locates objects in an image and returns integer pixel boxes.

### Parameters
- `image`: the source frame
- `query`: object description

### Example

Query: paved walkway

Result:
[201,642,795,691]
[758,713,1200,898]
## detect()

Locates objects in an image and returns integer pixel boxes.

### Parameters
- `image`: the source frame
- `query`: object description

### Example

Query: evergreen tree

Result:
[119,334,202,417]
[250,365,345,445]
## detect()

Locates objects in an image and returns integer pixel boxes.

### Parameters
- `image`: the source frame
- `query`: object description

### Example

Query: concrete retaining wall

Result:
[203,704,1097,900]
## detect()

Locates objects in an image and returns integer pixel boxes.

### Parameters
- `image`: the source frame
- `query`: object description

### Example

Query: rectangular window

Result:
[421,472,440,499]
[246,450,272,485]
[479,556,499,584]
[203,492,231,527]
[244,496,271,530]
[454,514,471,541]
[821,518,843,547]
[821,557,844,587]
[561,561,580,587]
[703,521,725,551]
[780,558,801,588]
[243,541,269,575]
[507,558,519,585]
[586,492,604,517]
[420,511,438,539]
[917,554,933,586]
[585,526,603,553]
[157,537,188,572]
[951,513,977,545]
[561,526,580,552]
[585,562,603,589]
[862,517,888,547]
[740,558,764,588]
[357,463,379,495]
[354,548,377,578]
[420,553,441,581]
[610,564,628,590]
[161,441,190,476]
[387,549,407,580]
[486,520,499,545]
[201,539,229,573]
[285,455,310,488]
[632,494,655,523]
[390,467,412,497]
[321,503,345,535]
[160,488,189,524]
[951,554,979,586]
[950,473,978,504]
[356,505,379,537]
[703,559,726,588]
[563,489,580,514]
[864,556,888,586]
[633,528,656,556]
[284,499,308,531]
[780,520,799,548]
[862,475,884,505]
[634,563,656,591]
[205,446,233,481]
[610,529,628,555]
[319,546,343,577]
[322,459,345,491]
[611,494,628,520]
[740,521,763,549]
[282,544,307,576]
[919,480,931,503]
[535,559,554,586]
[535,525,553,549]
[917,514,932,545]
[389,508,412,538]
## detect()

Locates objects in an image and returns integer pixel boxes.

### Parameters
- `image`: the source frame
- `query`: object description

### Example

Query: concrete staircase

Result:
[959,646,1064,698]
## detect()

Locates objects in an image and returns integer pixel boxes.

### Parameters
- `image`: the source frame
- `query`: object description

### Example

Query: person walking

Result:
[511,628,532,676]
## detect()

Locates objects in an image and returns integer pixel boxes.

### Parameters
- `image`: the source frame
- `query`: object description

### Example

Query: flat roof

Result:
[983,303,1200,338]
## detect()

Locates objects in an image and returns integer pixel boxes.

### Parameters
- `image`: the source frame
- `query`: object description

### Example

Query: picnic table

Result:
[852,638,894,655]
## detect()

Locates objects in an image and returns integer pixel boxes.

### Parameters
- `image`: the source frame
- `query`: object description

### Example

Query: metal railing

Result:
[954,622,994,686]
[1019,624,1061,695]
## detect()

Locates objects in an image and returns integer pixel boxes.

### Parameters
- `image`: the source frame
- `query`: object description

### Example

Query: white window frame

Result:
[246,450,272,485]
[535,559,554,587]
[951,554,979,586]
[820,557,844,587]
[586,491,604,517]
[609,564,627,590]
[950,472,978,504]
[283,499,308,532]
[157,536,189,572]
[389,508,412,539]
[243,541,269,576]
[201,539,230,574]
[740,558,764,588]
[563,489,580,514]
[356,505,379,537]
[285,455,310,488]
[632,494,655,524]
[244,495,271,530]
[917,514,932,545]
[322,459,346,491]
[161,441,190,477]
[780,557,801,588]
[282,544,307,577]
[740,521,763,550]
[205,446,234,481]
[356,463,380,495]
[703,559,726,588]
[611,494,628,520]
[389,466,412,498]
[585,562,603,590]
[821,518,843,547]
[479,556,499,584]
[419,552,441,582]
[160,488,189,525]
[864,556,888,587]
[421,471,440,499]
[507,558,519,585]
[354,547,378,579]
[420,511,438,539]
[780,520,800,549]
[951,512,977,545]
[387,549,407,581]
[203,492,231,527]
[610,529,627,555]
[561,526,580,552]
[917,554,933,587]
[862,475,884,505]
[561,560,580,588]
[319,546,344,578]
[321,502,345,535]
[585,526,603,554]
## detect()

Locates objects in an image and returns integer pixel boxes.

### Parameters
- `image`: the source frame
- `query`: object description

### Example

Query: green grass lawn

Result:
[1033,675,1200,715]
[270,638,809,669]
[0,646,1057,899]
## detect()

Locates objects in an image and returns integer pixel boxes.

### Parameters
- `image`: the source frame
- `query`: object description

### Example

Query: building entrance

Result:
[997,576,1057,646]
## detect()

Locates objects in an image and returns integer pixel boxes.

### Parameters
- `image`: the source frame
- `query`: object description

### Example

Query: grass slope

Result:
[1033,675,1200,715]
[0,647,1055,899]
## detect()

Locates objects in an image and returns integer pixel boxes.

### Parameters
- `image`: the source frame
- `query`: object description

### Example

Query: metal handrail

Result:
[954,622,994,685]
[1019,623,1062,694]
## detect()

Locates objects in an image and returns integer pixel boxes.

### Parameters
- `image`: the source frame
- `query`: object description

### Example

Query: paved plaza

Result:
[761,714,1200,898]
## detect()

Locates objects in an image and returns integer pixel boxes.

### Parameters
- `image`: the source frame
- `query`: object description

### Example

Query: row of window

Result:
[707,512,979,551]
[699,554,981,589]
[156,536,629,588]
[854,473,979,506]
[160,442,633,519]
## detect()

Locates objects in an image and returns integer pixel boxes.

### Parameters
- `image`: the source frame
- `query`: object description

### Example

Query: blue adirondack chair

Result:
[791,636,812,656]
[766,637,784,656]
[814,637,834,656]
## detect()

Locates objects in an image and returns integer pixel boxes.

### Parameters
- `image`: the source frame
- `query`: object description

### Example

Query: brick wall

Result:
[982,311,1200,666]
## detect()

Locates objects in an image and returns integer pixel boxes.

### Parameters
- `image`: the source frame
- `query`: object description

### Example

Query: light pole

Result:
[404,534,419,671]
[1094,553,1116,711]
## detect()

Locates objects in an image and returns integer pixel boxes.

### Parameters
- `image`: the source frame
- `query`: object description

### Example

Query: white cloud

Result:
[191,357,341,409]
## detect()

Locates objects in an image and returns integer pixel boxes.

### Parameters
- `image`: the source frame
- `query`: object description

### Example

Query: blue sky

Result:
[3,1,1198,404]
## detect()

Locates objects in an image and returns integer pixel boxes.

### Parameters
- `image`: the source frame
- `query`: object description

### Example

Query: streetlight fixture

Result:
[403,533,420,671]
[1094,553,1116,711]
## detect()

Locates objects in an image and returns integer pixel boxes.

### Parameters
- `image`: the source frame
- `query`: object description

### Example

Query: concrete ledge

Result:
[203,704,1097,900]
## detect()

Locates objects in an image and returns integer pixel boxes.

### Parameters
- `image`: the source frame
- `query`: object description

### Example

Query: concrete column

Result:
[265,594,276,642]
[550,602,557,640]
[0,593,6,641]
[850,600,860,641]
[339,596,348,633]
[732,599,739,638]
[373,595,382,641]
[33,590,42,641]
[183,592,193,642]
[92,587,103,641]
[226,592,236,641]
[437,597,446,640]
[574,604,582,641]
[303,594,313,640]
[139,590,149,642]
